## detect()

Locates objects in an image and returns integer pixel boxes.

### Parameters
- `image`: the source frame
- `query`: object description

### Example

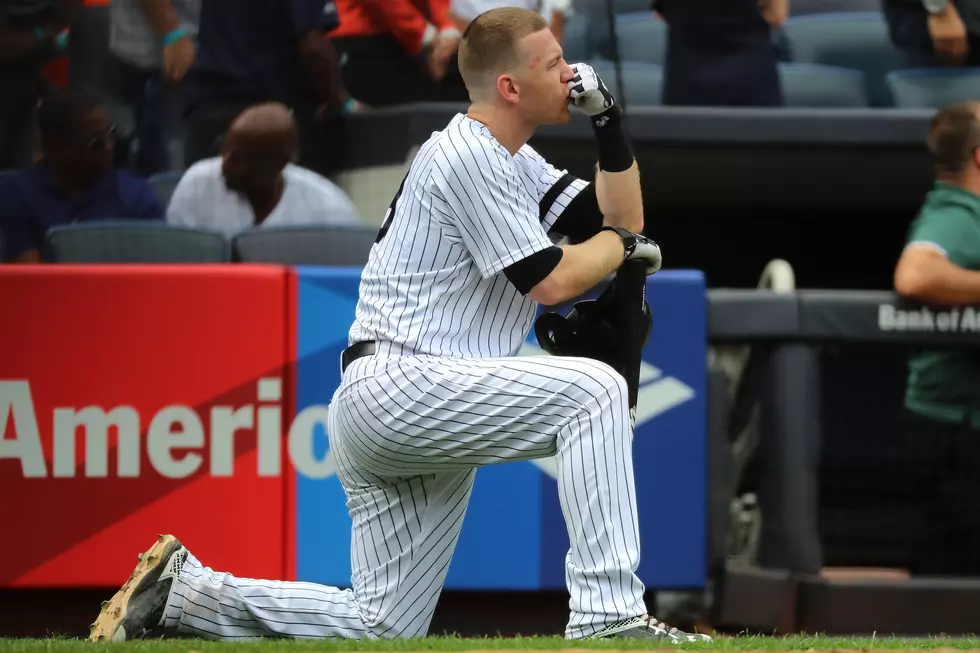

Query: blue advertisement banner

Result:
[293,267,706,591]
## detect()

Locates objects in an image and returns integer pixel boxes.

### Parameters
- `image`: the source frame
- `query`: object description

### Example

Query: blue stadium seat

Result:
[886,68,980,108]
[779,63,869,107]
[789,0,883,15]
[571,0,654,15]
[614,0,654,13]
[587,60,663,106]
[782,12,907,106]
[231,224,380,266]
[610,12,668,65]
[43,221,230,263]
[148,170,185,209]
[561,13,595,62]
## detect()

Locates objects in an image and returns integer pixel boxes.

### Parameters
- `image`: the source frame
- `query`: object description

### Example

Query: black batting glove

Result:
[602,226,662,275]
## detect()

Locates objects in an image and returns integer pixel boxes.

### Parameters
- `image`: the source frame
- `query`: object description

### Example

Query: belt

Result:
[341,341,376,373]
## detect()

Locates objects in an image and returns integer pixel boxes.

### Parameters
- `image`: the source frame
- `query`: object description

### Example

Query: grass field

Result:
[2,636,980,653]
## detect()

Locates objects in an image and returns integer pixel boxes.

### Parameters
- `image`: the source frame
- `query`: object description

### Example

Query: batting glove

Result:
[602,226,662,275]
[567,63,617,117]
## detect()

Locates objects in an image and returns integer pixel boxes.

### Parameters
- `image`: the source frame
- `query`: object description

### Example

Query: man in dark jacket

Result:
[654,0,786,107]
[883,0,980,66]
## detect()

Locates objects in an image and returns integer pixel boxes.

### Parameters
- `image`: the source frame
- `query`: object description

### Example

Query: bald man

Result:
[166,102,361,237]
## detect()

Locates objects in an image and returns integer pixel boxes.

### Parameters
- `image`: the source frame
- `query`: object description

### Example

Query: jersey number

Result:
[375,173,408,244]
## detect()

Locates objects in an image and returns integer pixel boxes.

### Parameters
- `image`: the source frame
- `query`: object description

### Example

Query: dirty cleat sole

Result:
[89,534,186,643]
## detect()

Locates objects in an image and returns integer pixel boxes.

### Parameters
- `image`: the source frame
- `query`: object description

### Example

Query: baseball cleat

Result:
[589,614,713,643]
[88,534,187,642]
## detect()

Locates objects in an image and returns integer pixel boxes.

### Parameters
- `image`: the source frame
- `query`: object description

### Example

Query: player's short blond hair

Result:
[458,7,549,95]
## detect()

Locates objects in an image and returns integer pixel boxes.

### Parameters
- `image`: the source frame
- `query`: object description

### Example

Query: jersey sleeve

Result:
[515,144,590,233]
[434,134,555,280]
[907,208,980,269]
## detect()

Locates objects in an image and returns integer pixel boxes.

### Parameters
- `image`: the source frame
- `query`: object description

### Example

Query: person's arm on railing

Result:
[894,244,980,304]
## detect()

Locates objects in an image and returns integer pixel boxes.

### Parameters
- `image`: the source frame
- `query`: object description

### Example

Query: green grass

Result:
[2,636,980,653]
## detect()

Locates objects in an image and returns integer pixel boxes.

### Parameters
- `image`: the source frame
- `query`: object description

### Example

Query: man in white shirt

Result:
[166,102,361,237]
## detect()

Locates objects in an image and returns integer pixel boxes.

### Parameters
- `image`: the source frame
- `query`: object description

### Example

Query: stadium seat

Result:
[231,224,380,266]
[593,11,667,64]
[148,170,185,208]
[571,0,652,15]
[782,13,907,106]
[778,63,869,107]
[611,12,668,65]
[43,221,231,263]
[789,0,882,15]
[561,13,595,62]
[587,60,663,106]
[886,68,980,108]
[614,0,653,13]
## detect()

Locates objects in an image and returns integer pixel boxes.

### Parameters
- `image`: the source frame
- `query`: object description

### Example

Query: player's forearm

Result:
[530,231,624,305]
[589,103,642,233]
[595,161,643,233]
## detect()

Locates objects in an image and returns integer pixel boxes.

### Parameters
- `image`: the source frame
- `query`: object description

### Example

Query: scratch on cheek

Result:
[529,56,541,70]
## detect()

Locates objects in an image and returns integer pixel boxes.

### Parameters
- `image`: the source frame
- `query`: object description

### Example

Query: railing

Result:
[705,286,980,634]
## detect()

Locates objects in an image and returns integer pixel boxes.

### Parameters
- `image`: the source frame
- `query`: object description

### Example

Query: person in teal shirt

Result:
[894,101,980,576]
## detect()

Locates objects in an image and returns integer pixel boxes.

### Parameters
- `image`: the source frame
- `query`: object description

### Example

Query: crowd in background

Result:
[2,0,980,264]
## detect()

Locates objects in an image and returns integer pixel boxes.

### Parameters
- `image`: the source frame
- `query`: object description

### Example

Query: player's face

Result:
[518,29,575,125]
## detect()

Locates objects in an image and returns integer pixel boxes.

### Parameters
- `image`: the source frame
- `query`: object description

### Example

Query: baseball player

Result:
[88,6,712,644]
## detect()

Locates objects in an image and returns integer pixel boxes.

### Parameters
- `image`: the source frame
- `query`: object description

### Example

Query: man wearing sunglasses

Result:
[0,88,164,263]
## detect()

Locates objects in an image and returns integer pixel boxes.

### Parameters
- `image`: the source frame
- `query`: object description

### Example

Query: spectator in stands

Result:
[329,0,466,106]
[109,0,200,176]
[448,0,569,44]
[654,0,787,107]
[167,102,361,237]
[0,89,164,263]
[182,0,362,173]
[883,0,980,66]
[0,0,80,171]
[893,101,980,576]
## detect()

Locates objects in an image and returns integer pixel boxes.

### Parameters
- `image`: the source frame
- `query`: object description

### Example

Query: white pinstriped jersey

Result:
[349,113,589,358]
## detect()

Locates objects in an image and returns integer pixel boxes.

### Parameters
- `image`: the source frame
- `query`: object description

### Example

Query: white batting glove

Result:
[567,63,617,116]
[603,226,662,275]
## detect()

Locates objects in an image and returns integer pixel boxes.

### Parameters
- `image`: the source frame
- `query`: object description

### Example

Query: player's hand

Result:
[603,226,662,275]
[567,63,616,116]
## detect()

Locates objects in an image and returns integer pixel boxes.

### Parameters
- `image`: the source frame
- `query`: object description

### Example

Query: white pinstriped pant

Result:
[163,351,647,640]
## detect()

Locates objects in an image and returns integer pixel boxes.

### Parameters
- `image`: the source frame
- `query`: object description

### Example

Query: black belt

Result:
[341,341,376,373]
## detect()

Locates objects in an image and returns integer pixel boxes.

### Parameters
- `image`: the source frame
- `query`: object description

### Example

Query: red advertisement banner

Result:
[0,265,295,587]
